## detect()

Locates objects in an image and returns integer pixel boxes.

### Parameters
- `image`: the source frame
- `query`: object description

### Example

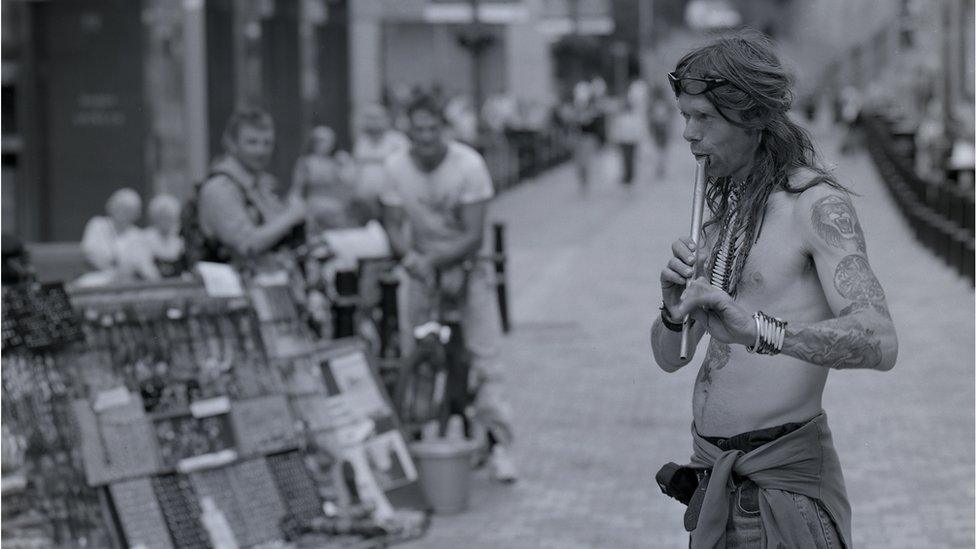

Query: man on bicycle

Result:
[381,93,517,483]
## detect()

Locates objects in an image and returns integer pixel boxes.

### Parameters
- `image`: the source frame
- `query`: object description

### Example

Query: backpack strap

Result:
[199,169,266,225]
[189,169,262,265]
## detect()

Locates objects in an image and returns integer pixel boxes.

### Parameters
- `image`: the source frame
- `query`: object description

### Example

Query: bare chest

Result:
[703,196,822,314]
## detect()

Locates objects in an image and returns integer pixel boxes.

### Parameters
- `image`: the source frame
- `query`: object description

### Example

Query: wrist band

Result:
[659,302,689,332]
[746,310,786,355]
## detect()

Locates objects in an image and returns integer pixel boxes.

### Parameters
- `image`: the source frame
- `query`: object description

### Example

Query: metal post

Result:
[493,222,511,333]
[379,274,400,359]
[470,0,485,138]
[182,0,209,183]
[637,0,654,80]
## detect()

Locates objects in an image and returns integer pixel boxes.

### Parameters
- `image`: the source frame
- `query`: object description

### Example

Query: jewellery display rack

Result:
[3,278,429,548]
[249,281,316,359]
[277,339,426,513]
[2,281,83,352]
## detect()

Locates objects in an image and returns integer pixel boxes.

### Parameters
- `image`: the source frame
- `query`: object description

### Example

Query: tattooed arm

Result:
[785,186,898,370]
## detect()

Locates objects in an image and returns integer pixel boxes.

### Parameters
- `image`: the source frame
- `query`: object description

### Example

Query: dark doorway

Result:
[206,0,236,163]
[32,0,147,241]
[314,0,351,152]
[262,0,303,187]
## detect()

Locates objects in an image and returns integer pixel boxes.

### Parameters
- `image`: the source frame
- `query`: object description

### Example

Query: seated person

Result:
[145,194,185,277]
[78,188,158,285]
[81,188,142,271]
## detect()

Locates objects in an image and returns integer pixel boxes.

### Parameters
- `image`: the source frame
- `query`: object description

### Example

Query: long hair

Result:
[674,29,846,291]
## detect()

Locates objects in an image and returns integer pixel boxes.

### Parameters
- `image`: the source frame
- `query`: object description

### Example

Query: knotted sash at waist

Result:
[688,413,852,549]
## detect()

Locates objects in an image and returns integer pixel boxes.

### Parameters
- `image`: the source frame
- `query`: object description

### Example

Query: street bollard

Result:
[379,274,400,359]
[332,298,357,339]
[493,223,511,333]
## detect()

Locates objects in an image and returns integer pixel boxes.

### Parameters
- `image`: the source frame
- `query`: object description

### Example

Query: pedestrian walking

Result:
[613,94,643,186]
[381,94,518,483]
[571,80,602,193]
[648,85,673,178]
[650,30,898,548]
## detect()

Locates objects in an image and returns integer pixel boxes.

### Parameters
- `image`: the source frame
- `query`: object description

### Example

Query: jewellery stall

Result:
[2,273,426,548]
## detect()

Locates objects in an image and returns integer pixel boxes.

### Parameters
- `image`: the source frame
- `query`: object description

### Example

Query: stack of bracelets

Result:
[747,310,786,355]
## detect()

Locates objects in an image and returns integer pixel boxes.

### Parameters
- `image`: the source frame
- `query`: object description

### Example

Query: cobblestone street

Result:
[401,123,976,549]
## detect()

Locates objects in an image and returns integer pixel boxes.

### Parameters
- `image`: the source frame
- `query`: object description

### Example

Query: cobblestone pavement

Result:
[400,123,975,549]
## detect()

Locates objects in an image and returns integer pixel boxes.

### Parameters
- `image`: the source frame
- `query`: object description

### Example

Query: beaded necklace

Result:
[707,180,751,297]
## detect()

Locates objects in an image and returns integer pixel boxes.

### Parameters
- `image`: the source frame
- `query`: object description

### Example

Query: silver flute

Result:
[680,158,708,360]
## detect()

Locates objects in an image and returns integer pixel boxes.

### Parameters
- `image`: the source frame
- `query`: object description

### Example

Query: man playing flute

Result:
[650,30,898,548]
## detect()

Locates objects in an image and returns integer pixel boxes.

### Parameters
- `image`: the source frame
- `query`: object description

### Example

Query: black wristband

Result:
[660,302,687,332]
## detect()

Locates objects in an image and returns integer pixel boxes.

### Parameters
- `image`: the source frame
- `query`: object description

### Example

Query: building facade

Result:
[3,0,352,242]
[348,0,613,114]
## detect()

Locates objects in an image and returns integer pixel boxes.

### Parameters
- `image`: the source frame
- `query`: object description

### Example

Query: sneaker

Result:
[488,446,518,484]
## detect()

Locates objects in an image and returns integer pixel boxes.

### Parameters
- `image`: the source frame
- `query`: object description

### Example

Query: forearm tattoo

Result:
[785,316,883,369]
[811,195,867,253]
[785,252,889,369]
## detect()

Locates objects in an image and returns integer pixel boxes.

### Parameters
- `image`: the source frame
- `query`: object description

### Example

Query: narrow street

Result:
[402,122,976,549]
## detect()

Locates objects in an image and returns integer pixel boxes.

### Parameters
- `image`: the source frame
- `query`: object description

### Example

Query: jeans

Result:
[723,479,841,548]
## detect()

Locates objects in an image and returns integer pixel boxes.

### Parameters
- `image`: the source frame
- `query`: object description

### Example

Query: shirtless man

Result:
[650,31,897,548]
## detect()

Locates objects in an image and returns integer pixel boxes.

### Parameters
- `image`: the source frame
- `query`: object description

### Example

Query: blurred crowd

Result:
[827,72,975,189]
[69,76,678,289]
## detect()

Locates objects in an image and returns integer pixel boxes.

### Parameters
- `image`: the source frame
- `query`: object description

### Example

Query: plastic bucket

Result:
[409,438,480,514]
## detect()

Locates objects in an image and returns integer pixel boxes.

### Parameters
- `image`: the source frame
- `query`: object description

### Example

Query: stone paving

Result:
[400,122,975,549]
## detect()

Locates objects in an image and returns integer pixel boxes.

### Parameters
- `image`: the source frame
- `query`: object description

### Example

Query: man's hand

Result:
[402,252,434,284]
[660,237,699,315]
[672,278,756,347]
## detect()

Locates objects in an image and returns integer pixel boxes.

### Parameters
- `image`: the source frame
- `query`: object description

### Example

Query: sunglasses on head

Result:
[668,72,730,97]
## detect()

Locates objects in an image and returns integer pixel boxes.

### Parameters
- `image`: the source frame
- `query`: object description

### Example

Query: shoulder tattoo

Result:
[811,195,866,253]
[834,255,886,301]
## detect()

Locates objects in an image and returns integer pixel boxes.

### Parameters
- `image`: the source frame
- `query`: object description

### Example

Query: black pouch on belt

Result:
[655,462,710,532]
[655,462,703,505]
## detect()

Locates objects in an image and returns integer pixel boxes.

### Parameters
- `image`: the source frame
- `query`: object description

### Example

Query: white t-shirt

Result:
[380,141,494,254]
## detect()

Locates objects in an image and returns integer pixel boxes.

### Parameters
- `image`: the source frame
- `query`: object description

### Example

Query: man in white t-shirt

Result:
[381,94,517,483]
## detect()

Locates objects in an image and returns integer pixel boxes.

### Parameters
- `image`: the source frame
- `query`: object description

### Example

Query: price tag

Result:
[196,262,245,298]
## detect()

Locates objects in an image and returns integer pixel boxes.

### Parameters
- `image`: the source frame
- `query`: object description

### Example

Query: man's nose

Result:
[683,120,700,143]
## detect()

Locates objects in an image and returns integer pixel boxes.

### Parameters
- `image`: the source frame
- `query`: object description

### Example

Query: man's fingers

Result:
[668,258,694,277]
[673,288,725,318]
[671,240,696,265]
[661,268,687,287]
